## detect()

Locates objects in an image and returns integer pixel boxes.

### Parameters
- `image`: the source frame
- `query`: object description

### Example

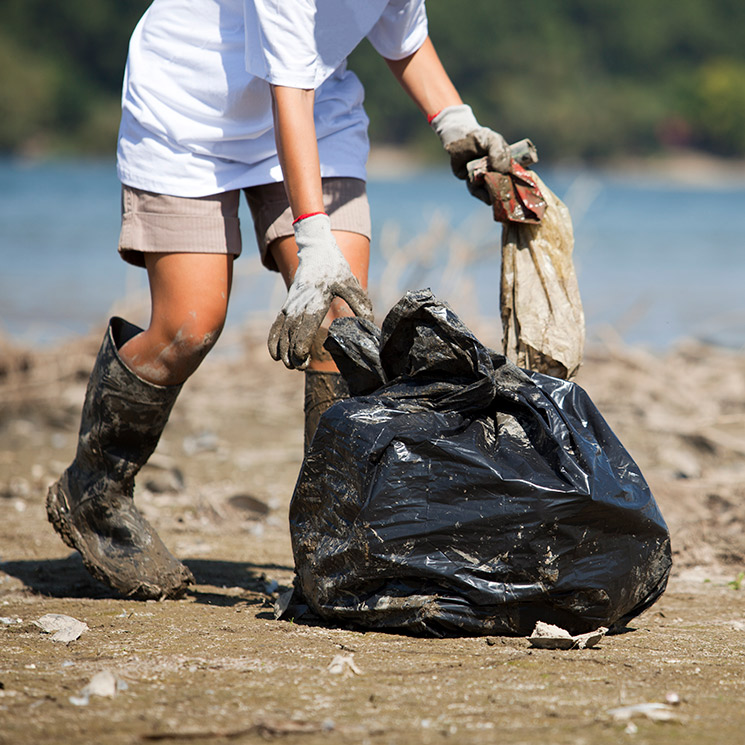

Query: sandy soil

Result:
[1,319,744,745]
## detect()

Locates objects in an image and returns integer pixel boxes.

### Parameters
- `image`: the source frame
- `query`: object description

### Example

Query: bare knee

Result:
[121,311,226,385]
[168,313,223,360]
[154,310,226,377]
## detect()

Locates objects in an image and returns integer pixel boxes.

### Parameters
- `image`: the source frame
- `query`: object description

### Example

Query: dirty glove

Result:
[268,213,373,370]
[431,104,511,203]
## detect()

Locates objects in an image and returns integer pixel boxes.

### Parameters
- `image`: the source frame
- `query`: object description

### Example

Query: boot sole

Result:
[46,480,194,600]
[46,481,80,552]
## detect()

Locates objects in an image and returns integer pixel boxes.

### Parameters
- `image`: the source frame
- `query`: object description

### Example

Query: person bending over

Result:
[47,0,515,599]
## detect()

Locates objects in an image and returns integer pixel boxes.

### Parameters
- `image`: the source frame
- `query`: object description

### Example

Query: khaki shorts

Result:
[118,177,371,272]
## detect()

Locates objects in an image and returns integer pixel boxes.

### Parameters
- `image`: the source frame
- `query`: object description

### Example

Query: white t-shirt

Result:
[117,0,428,197]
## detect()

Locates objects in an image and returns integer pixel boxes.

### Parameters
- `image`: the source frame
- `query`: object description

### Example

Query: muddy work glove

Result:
[431,104,511,203]
[268,213,373,370]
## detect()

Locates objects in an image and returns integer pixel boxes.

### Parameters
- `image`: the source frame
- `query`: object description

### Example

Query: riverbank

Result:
[1,319,744,744]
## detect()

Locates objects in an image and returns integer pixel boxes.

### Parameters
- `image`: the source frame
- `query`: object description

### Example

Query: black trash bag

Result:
[289,290,671,636]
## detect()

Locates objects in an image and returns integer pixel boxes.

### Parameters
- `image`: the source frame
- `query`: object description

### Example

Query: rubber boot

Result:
[304,370,349,452]
[46,317,194,600]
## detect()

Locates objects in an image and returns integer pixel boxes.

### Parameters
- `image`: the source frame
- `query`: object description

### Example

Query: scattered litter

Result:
[69,670,128,706]
[33,614,88,643]
[607,702,680,723]
[327,654,362,677]
[1,617,22,625]
[528,621,608,649]
[665,691,681,705]
[274,589,294,619]
[730,620,745,631]
[273,589,309,622]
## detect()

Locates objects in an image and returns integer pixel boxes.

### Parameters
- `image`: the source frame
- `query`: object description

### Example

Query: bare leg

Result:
[45,251,234,598]
[120,252,234,385]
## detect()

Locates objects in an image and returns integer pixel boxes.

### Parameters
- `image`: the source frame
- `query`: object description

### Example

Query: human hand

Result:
[268,213,373,369]
[431,104,511,203]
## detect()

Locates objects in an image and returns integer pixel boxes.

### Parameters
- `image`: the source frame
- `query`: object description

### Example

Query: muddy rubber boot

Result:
[46,317,194,600]
[304,370,350,452]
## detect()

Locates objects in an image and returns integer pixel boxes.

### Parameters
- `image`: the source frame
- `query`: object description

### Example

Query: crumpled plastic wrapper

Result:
[327,654,362,677]
[500,172,585,379]
[528,621,608,649]
[34,613,88,643]
[69,670,129,706]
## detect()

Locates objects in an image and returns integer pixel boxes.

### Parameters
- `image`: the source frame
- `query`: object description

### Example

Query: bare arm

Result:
[387,36,511,182]
[266,84,372,369]
[270,85,325,218]
[271,36,460,209]
[384,36,462,120]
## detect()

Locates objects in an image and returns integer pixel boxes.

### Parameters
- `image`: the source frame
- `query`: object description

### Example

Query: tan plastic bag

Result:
[499,173,585,379]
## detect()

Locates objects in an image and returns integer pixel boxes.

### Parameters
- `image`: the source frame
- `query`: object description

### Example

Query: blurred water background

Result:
[1,157,744,351]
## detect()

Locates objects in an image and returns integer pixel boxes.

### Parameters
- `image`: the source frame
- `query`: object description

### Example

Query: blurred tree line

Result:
[2,0,745,161]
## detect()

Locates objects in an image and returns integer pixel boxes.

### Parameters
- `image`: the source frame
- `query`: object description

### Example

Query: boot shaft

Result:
[47,318,193,600]
[304,370,349,452]
[73,318,182,497]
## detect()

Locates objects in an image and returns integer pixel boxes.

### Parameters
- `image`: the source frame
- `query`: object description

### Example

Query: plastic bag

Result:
[288,290,671,637]
[498,171,585,379]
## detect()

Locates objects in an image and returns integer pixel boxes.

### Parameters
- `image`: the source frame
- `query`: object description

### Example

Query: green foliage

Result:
[0,0,150,154]
[352,0,745,160]
[0,32,59,151]
[688,59,745,154]
[1,0,745,158]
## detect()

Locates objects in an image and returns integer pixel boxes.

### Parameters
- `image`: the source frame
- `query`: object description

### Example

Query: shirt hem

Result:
[117,164,369,198]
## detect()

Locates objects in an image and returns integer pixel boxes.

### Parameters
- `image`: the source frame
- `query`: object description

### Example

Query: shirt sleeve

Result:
[366,0,428,61]
[244,0,393,88]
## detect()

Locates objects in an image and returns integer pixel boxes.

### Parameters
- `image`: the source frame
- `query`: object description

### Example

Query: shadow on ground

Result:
[0,554,293,601]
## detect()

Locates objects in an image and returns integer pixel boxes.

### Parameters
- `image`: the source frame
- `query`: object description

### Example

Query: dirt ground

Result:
[1,318,744,745]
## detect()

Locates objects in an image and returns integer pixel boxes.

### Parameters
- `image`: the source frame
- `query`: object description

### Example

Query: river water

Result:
[1,158,744,350]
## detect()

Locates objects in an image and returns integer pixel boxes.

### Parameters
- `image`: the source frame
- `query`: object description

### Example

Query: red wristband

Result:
[292,211,327,226]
